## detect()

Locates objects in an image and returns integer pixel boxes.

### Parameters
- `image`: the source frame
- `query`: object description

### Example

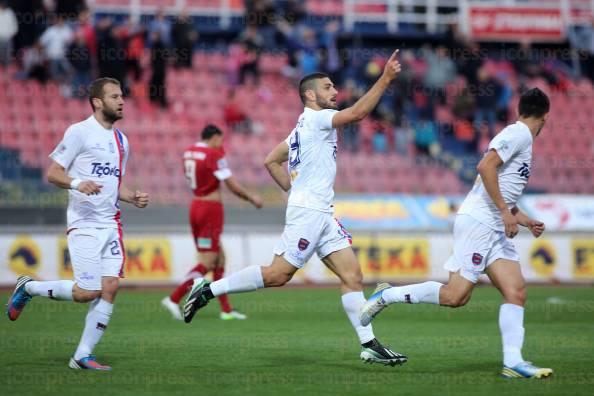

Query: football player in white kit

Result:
[6,78,149,371]
[183,50,408,366]
[360,88,553,378]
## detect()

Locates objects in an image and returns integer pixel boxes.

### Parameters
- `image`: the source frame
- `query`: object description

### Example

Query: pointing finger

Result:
[389,49,399,61]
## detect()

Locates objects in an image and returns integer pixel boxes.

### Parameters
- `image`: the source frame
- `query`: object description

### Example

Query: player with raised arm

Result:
[6,78,149,371]
[184,50,407,366]
[161,124,262,321]
[360,88,553,378]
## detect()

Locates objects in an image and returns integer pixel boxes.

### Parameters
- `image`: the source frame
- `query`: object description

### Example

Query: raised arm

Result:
[264,141,291,192]
[476,150,518,238]
[331,49,401,129]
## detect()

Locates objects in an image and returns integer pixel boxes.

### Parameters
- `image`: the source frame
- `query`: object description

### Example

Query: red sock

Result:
[214,267,232,313]
[169,263,208,303]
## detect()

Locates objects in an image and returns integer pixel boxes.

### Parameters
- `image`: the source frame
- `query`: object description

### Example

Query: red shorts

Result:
[189,200,224,253]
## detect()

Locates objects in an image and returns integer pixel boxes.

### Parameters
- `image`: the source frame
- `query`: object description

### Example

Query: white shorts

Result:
[273,206,352,269]
[67,228,125,291]
[444,214,519,283]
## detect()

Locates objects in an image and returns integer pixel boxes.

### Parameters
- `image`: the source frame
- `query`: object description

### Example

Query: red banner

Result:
[469,7,565,41]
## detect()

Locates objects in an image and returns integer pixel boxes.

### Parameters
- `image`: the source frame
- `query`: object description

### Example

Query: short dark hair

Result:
[201,124,223,140]
[299,72,329,104]
[89,77,121,111]
[518,88,550,118]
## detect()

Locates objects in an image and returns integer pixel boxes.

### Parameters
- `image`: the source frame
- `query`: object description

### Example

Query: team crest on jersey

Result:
[472,253,483,266]
[109,141,115,153]
[298,238,310,251]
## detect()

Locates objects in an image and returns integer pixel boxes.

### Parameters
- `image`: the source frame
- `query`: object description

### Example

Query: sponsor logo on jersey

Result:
[472,252,483,265]
[518,162,531,178]
[298,238,310,251]
[92,142,106,151]
[91,162,121,178]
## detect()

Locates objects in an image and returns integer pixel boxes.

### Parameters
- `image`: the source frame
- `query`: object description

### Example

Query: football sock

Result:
[341,291,375,344]
[25,280,74,301]
[382,281,442,305]
[170,263,207,303]
[500,303,525,367]
[213,267,232,313]
[169,263,208,304]
[210,265,264,297]
[170,279,193,304]
[74,299,113,360]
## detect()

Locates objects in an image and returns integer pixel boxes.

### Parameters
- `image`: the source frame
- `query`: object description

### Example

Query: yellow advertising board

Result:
[351,237,430,278]
[123,238,172,280]
[529,239,557,277]
[8,236,41,277]
[572,239,594,279]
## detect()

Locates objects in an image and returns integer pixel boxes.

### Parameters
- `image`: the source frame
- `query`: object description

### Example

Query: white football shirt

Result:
[458,121,533,231]
[50,115,129,230]
[285,107,338,213]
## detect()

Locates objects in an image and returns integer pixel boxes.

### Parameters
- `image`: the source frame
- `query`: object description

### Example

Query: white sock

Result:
[341,291,375,344]
[74,299,113,360]
[500,303,525,367]
[381,281,442,305]
[24,280,74,301]
[210,265,264,297]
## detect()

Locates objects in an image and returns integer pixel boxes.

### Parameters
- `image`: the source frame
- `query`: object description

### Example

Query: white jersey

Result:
[458,121,533,231]
[285,107,338,213]
[50,115,129,231]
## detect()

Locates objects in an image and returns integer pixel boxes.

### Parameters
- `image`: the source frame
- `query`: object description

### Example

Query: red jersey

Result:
[183,142,232,197]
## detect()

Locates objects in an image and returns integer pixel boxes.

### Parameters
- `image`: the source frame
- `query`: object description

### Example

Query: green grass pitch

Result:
[1,286,593,395]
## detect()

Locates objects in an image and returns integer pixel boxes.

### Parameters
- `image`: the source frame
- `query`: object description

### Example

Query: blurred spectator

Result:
[172,9,198,69]
[238,26,263,85]
[406,86,435,123]
[568,18,594,84]
[372,129,388,154]
[339,80,360,153]
[393,125,411,155]
[39,15,73,83]
[281,0,306,26]
[149,8,172,47]
[297,27,319,76]
[15,41,48,83]
[10,1,45,55]
[123,18,145,82]
[320,21,341,82]
[423,45,457,104]
[245,0,277,48]
[67,30,91,98]
[495,72,513,123]
[473,67,502,139]
[224,91,252,134]
[149,31,168,109]
[75,8,96,67]
[96,18,127,95]
[0,1,17,67]
[413,119,439,158]
[452,85,476,121]
[55,0,85,17]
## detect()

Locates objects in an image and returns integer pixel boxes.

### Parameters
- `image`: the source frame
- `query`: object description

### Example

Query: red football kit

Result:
[183,142,232,252]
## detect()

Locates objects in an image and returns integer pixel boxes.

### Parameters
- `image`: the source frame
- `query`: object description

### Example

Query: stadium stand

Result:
[1,0,594,206]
